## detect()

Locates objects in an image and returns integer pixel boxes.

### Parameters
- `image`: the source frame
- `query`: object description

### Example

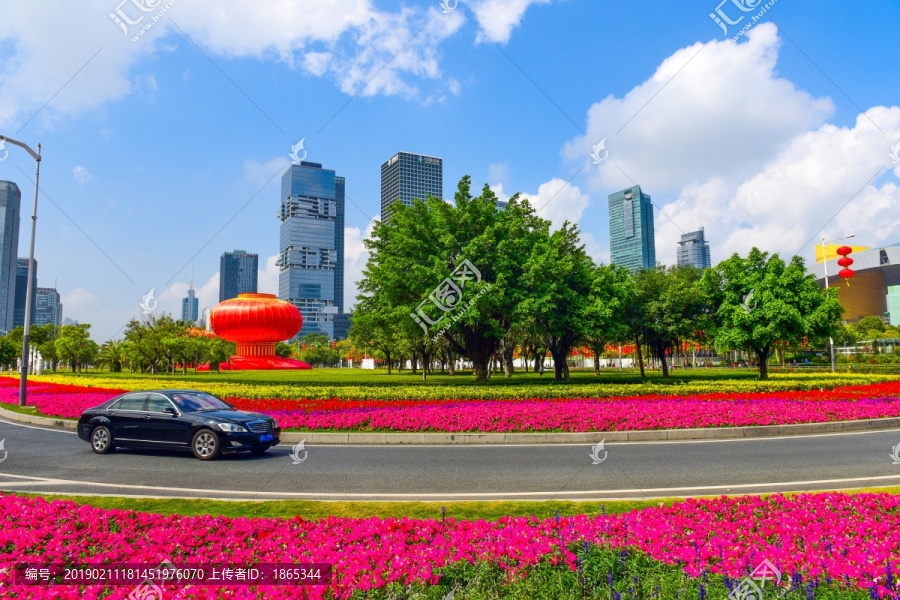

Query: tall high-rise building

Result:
[0,181,21,332]
[380,151,443,220]
[677,227,712,270]
[278,161,345,339]
[181,267,198,323]
[34,287,63,327]
[608,185,656,271]
[219,250,259,302]
[13,258,37,328]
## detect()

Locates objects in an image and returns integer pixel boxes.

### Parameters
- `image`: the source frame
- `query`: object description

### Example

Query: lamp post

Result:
[821,234,855,373]
[0,135,42,406]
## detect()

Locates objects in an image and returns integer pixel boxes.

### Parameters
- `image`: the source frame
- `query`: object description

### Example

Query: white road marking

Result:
[0,417,77,434]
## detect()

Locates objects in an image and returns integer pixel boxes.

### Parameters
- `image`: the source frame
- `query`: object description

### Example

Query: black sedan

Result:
[77,390,280,460]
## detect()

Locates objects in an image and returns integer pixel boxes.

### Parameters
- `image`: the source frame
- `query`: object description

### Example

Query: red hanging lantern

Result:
[836,246,855,286]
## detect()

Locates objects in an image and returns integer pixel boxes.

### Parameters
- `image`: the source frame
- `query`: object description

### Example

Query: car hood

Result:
[187,409,271,423]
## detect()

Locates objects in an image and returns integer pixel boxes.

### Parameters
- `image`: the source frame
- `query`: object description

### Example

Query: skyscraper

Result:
[34,287,63,327]
[278,161,345,339]
[13,257,37,328]
[219,250,259,302]
[0,181,21,332]
[380,151,443,220]
[677,227,712,270]
[181,267,198,323]
[608,185,656,271]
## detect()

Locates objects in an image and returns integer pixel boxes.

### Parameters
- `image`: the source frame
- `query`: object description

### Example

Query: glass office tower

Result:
[13,258,37,328]
[278,161,345,339]
[219,250,259,302]
[34,287,63,327]
[0,181,21,332]
[608,185,656,271]
[380,151,442,220]
[677,227,712,270]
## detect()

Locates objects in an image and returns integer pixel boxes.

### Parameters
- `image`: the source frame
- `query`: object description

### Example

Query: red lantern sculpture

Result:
[836,246,855,286]
[198,293,311,371]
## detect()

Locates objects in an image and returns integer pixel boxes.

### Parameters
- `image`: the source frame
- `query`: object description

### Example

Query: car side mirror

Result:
[164,407,178,416]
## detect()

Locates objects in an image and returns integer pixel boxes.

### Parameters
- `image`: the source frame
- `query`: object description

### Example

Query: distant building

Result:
[219,250,258,302]
[333,313,352,341]
[181,268,199,323]
[608,185,656,271]
[12,258,37,328]
[677,227,712,270]
[813,244,900,323]
[888,286,900,327]
[380,151,443,220]
[495,200,508,211]
[63,317,78,326]
[34,288,63,327]
[278,161,345,339]
[0,181,21,332]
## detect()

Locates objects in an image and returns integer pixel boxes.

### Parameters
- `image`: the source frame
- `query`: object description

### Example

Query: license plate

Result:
[260,434,273,442]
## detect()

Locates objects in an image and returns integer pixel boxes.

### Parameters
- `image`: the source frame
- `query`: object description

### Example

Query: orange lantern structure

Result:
[198,293,311,371]
[836,246,855,286]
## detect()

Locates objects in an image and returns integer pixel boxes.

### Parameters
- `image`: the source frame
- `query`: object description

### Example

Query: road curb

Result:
[2,405,898,444]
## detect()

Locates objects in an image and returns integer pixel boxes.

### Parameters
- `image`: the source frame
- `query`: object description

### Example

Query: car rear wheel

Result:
[90,426,114,454]
[192,429,221,460]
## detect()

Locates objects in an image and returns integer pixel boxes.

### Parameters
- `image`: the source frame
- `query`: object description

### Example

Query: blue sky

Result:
[0,0,898,341]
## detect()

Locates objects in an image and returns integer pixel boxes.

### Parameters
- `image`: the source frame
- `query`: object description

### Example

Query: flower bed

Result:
[2,378,900,433]
[23,372,899,401]
[0,492,896,598]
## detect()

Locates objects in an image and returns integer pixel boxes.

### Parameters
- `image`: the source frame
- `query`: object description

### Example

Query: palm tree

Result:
[96,340,125,372]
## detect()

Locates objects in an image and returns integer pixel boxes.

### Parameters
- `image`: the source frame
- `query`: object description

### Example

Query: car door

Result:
[142,393,192,446]
[106,393,147,442]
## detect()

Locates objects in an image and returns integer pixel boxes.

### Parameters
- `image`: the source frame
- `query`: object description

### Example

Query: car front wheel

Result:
[192,429,221,460]
[90,426,114,454]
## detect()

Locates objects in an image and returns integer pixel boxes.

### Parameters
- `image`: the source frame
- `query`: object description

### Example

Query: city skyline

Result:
[0,2,896,341]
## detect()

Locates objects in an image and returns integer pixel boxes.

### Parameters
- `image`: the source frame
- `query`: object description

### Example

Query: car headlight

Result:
[216,423,248,433]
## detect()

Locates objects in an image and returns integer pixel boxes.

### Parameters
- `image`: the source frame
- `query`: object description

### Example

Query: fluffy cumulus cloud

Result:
[344,218,379,311]
[562,23,900,265]
[521,178,591,232]
[469,0,552,44]
[0,0,493,127]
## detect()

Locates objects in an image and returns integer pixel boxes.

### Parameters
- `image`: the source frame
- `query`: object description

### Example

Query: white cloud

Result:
[523,178,591,232]
[470,0,551,45]
[0,0,469,128]
[72,166,92,185]
[61,288,97,310]
[257,254,280,296]
[487,162,510,186]
[560,23,900,266]
[243,157,290,187]
[344,217,379,311]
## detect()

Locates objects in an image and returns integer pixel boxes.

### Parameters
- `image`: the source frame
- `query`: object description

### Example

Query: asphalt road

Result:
[2,418,900,501]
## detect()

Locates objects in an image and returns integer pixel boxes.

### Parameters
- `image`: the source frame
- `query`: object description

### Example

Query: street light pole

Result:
[821,234,855,374]
[0,135,42,407]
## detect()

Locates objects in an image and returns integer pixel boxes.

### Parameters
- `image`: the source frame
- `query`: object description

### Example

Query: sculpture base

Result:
[197,355,313,371]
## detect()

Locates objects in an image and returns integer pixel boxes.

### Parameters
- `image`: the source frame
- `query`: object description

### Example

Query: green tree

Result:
[0,337,16,371]
[701,248,843,379]
[55,324,99,372]
[584,265,631,376]
[275,342,293,358]
[349,298,401,373]
[96,340,126,372]
[297,334,339,367]
[360,176,548,382]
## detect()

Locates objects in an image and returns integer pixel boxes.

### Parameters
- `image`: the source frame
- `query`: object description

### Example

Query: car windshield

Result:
[168,393,230,412]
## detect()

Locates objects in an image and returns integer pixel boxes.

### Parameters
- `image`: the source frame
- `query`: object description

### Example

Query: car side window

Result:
[145,394,176,413]
[116,394,147,411]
